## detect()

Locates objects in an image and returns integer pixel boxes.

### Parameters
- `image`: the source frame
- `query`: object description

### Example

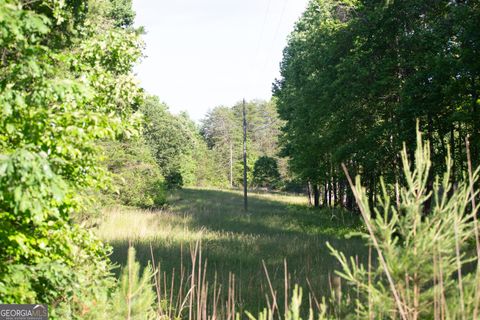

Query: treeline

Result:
[102,95,221,208]
[201,100,286,189]
[274,0,480,209]
[103,97,288,208]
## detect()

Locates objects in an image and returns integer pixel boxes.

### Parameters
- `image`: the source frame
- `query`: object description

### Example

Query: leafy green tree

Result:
[108,0,136,28]
[141,96,223,188]
[232,99,284,158]
[275,0,480,208]
[233,152,256,188]
[253,156,282,189]
[0,0,144,316]
[141,96,191,176]
[201,106,242,186]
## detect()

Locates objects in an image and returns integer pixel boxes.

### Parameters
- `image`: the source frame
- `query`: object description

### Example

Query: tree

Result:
[141,96,193,187]
[253,156,282,189]
[101,138,166,208]
[141,96,226,188]
[201,99,285,188]
[201,106,242,187]
[0,0,144,316]
[109,0,136,28]
[274,0,480,209]
[232,99,284,158]
[111,247,157,319]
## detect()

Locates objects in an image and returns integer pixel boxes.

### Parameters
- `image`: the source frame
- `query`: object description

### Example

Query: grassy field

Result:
[95,188,367,317]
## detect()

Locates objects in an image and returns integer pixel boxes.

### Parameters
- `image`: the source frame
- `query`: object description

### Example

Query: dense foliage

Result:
[0,0,144,316]
[102,138,166,208]
[328,131,480,319]
[141,95,226,188]
[245,131,480,319]
[275,0,480,208]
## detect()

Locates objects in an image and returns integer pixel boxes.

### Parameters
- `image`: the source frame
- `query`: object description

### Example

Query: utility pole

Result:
[229,141,233,188]
[242,99,248,211]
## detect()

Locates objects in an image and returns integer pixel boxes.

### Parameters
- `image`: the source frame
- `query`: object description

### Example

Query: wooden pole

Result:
[243,99,248,211]
[230,141,233,188]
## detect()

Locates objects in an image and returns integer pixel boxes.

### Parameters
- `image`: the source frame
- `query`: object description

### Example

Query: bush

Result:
[0,150,116,318]
[165,170,184,190]
[110,247,157,319]
[253,156,282,190]
[102,139,166,208]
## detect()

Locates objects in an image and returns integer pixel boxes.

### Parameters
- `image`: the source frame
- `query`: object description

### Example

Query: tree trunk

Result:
[346,187,354,212]
[450,126,456,182]
[423,116,435,215]
[333,175,337,207]
[368,174,375,217]
[307,181,313,206]
[471,75,479,168]
[324,181,329,207]
[313,184,320,207]
[339,179,344,208]
[327,181,332,207]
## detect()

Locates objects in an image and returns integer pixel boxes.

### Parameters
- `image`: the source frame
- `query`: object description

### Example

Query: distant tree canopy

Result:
[200,100,285,188]
[141,96,193,178]
[141,95,227,189]
[274,0,480,208]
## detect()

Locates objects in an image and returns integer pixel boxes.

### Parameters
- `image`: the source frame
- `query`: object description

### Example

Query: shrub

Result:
[102,139,166,208]
[246,286,329,320]
[110,247,157,319]
[165,170,184,190]
[0,0,144,316]
[253,156,282,190]
[0,150,117,318]
[327,130,480,319]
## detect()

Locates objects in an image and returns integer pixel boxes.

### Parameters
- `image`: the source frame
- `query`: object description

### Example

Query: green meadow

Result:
[95,188,366,315]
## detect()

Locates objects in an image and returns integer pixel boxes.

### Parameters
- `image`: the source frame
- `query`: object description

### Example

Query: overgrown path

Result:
[96,188,367,313]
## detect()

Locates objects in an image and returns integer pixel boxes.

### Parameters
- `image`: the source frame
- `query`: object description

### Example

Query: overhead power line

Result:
[262,0,289,72]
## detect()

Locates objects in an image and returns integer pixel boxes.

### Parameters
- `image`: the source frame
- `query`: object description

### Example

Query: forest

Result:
[0,0,479,319]
[274,0,480,210]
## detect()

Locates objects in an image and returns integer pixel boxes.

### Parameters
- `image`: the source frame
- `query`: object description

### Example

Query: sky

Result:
[132,0,309,121]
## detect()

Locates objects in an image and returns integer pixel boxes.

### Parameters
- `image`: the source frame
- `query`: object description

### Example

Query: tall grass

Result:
[103,131,480,319]
[95,189,365,318]
[116,240,347,319]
